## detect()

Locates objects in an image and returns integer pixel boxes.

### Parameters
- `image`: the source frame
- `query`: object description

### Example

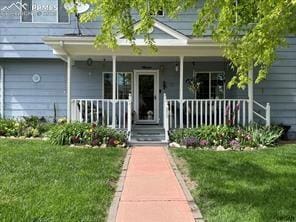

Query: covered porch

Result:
[44,36,271,143]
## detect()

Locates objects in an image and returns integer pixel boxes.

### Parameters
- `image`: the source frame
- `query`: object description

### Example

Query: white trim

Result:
[194,71,226,99]
[248,67,254,123]
[117,19,189,41]
[112,55,116,128]
[134,70,159,124]
[66,56,71,122]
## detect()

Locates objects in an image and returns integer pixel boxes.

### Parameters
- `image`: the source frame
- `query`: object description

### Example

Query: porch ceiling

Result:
[43,36,224,62]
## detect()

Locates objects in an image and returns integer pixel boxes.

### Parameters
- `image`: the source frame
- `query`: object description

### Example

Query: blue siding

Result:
[0,0,199,58]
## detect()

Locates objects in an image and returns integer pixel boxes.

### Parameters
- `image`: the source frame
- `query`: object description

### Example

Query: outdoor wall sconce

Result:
[86,58,93,66]
[175,63,179,72]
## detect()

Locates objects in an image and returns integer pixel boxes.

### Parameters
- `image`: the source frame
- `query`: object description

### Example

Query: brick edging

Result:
[106,148,132,222]
[165,147,205,222]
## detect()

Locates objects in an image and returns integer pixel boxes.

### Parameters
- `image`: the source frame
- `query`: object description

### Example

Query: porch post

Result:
[179,56,184,128]
[248,66,254,123]
[67,56,72,123]
[112,55,116,128]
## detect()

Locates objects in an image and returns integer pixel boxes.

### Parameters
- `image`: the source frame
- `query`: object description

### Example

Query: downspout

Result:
[0,65,4,118]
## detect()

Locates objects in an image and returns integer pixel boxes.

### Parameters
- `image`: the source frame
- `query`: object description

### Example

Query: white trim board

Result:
[117,19,189,42]
[134,69,159,124]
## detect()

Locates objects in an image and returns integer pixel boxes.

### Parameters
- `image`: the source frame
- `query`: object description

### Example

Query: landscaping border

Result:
[107,148,132,222]
[165,147,204,222]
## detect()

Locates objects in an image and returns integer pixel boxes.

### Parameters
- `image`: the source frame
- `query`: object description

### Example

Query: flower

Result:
[183,137,198,147]
[199,139,209,147]
[185,77,201,94]
[229,139,240,148]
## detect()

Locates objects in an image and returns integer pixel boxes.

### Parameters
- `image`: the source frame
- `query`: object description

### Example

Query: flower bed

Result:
[0,117,127,148]
[0,116,53,138]
[49,122,127,147]
[169,125,283,151]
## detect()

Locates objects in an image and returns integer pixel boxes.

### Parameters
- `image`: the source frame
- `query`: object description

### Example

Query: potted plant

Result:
[185,77,201,99]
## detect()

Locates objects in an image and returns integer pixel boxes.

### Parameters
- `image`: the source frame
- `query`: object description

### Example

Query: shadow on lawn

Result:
[181,151,296,222]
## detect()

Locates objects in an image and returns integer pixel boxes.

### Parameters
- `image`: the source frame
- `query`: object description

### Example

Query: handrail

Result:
[127,94,132,141]
[253,100,271,126]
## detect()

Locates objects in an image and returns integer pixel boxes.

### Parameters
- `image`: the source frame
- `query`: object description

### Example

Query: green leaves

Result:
[65,0,296,88]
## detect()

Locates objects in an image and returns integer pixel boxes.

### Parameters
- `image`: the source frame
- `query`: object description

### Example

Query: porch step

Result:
[129,126,167,146]
[129,140,168,147]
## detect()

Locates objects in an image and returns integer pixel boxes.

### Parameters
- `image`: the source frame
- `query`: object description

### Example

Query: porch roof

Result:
[43,36,224,62]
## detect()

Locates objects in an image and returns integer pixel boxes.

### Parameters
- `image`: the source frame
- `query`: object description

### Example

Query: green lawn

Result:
[0,139,126,221]
[172,145,296,222]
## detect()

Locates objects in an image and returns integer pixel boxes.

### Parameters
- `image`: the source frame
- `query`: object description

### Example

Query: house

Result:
[0,0,295,143]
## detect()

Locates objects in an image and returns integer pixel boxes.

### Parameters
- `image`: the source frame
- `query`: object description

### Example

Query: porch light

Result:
[175,63,179,72]
[86,58,93,66]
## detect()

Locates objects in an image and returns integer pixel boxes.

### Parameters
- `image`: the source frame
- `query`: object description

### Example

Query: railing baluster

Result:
[219,100,221,125]
[191,101,194,128]
[205,100,208,125]
[118,101,121,129]
[237,100,241,125]
[79,100,82,122]
[90,100,93,123]
[196,100,198,127]
[209,99,212,125]
[96,100,99,123]
[173,100,177,128]
[85,100,88,123]
[201,100,203,125]
[107,101,110,126]
[170,101,173,128]
[185,101,188,128]
[123,101,126,128]
[214,100,217,125]
[243,100,246,126]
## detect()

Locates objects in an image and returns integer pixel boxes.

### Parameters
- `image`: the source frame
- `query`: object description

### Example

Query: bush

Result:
[49,122,127,146]
[0,116,54,138]
[169,124,283,149]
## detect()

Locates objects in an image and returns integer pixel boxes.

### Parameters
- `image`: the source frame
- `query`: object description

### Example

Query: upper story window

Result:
[21,0,69,23]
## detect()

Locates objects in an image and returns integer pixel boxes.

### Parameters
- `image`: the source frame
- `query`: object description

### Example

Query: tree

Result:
[67,0,296,88]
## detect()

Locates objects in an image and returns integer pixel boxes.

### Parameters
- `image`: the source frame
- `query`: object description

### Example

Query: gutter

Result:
[0,65,4,118]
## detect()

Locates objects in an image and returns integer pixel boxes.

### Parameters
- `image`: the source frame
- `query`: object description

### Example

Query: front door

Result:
[134,70,159,124]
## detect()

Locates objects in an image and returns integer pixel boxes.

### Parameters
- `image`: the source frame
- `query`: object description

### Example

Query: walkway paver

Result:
[116,146,195,222]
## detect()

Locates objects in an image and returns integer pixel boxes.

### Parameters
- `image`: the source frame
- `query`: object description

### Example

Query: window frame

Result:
[193,71,226,99]
[102,72,133,100]
[20,0,70,24]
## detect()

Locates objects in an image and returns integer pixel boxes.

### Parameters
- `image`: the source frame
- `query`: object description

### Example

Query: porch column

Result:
[248,66,254,123]
[66,56,72,123]
[179,56,184,128]
[112,55,116,128]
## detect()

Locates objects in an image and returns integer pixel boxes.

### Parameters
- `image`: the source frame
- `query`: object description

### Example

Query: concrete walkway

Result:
[116,146,195,222]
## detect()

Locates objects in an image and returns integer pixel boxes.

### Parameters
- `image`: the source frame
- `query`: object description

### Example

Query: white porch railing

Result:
[254,100,271,126]
[71,95,132,135]
[163,94,271,140]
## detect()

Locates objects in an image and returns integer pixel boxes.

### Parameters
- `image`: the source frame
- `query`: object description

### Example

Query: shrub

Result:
[169,124,283,149]
[49,122,127,146]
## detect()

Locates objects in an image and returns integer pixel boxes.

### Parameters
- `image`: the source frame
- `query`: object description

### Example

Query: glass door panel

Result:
[138,75,155,121]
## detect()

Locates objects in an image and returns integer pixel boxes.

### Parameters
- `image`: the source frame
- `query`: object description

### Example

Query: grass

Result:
[172,145,296,222]
[0,139,126,221]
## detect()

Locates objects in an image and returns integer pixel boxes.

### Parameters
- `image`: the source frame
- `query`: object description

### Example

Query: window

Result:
[103,72,132,99]
[194,72,226,99]
[21,0,69,23]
